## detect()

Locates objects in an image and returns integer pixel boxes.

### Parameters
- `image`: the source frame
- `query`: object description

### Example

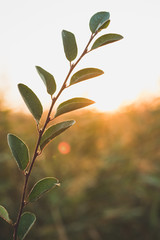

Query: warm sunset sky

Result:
[0,0,160,112]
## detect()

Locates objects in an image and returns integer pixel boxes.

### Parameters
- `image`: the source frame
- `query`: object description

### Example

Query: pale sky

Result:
[0,0,160,112]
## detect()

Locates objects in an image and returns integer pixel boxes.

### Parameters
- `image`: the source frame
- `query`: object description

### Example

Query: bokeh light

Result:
[58,141,71,154]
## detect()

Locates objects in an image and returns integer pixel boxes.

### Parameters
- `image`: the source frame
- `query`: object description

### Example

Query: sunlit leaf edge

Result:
[0,205,12,224]
[91,33,124,50]
[40,120,75,150]
[62,30,78,62]
[89,11,110,33]
[7,133,29,171]
[98,19,111,32]
[17,212,36,240]
[69,68,104,86]
[27,177,60,203]
[18,83,43,122]
[55,98,95,118]
[35,66,56,96]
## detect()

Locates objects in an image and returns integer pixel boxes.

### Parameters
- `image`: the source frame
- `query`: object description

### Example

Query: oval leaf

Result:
[62,30,78,62]
[27,177,59,203]
[36,66,56,96]
[89,11,110,33]
[0,205,12,224]
[91,33,123,50]
[7,134,29,171]
[55,98,95,118]
[18,84,43,122]
[69,68,104,86]
[40,120,75,150]
[17,212,36,240]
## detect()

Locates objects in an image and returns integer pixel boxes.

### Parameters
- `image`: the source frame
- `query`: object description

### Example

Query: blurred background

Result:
[1,0,160,239]
[2,101,160,239]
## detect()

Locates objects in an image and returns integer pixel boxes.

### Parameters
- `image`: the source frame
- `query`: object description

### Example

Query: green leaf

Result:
[98,19,110,32]
[17,212,36,240]
[69,68,104,86]
[91,33,123,50]
[40,120,75,150]
[18,84,43,122]
[62,30,78,62]
[55,98,95,117]
[89,11,110,33]
[0,205,12,224]
[36,66,56,96]
[7,134,29,171]
[27,177,60,203]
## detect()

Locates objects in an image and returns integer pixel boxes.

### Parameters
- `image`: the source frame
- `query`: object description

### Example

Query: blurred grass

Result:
[1,98,160,239]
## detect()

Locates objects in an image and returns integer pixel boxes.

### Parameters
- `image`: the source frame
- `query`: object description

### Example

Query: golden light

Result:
[0,1,160,114]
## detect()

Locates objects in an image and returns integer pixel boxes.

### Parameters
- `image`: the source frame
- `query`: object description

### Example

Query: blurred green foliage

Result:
[1,98,160,239]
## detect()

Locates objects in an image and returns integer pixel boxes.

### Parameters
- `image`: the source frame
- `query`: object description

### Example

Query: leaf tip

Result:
[62,29,66,36]
[56,183,61,187]
[71,120,76,125]
[17,83,23,90]
[7,133,11,140]
[35,65,40,71]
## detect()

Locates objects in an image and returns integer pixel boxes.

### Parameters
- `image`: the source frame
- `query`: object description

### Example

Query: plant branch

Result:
[13,32,96,240]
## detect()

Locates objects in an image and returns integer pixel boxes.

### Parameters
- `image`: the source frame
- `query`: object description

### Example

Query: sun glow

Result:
[0,1,160,114]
